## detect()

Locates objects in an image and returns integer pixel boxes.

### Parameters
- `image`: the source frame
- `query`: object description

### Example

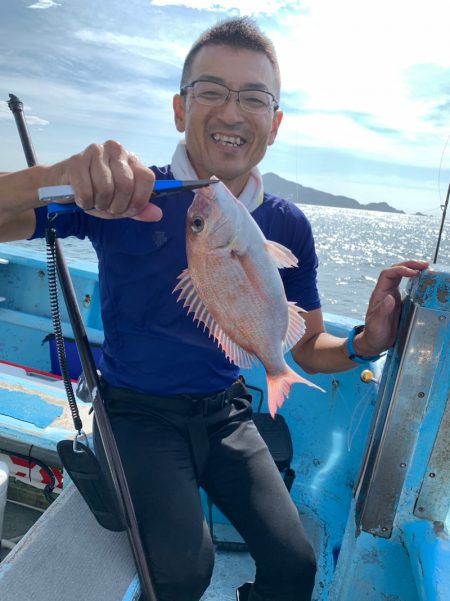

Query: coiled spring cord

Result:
[45,227,83,434]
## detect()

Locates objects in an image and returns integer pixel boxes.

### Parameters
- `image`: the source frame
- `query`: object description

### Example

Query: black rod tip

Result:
[7,93,23,112]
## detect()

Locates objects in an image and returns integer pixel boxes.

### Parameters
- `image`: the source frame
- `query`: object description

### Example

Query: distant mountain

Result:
[262,172,405,214]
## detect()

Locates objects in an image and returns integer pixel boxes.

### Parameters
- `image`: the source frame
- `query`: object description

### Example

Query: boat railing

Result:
[328,265,450,601]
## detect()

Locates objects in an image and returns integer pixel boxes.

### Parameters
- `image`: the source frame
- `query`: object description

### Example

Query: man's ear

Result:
[268,110,283,146]
[173,94,186,133]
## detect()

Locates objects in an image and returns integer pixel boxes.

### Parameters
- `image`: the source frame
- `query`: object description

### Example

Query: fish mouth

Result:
[211,133,246,147]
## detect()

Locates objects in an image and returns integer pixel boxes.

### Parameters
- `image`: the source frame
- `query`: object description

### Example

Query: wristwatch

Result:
[346,325,382,364]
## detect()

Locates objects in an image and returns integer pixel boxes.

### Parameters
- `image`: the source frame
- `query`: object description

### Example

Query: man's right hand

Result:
[48,140,162,222]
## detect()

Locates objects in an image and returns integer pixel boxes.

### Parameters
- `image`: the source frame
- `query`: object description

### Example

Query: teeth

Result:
[212,133,244,146]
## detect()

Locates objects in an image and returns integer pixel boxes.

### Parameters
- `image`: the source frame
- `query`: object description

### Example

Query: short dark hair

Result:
[181,17,281,98]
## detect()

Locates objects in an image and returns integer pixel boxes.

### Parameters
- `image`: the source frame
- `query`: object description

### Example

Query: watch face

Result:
[354,325,365,335]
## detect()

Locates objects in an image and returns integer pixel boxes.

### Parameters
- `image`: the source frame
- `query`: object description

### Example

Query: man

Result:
[0,17,427,601]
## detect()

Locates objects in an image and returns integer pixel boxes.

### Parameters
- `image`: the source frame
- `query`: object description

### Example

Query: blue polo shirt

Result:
[32,166,320,395]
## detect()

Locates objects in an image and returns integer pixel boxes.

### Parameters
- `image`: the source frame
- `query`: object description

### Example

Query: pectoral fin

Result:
[265,240,298,269]
[283,302,307,352]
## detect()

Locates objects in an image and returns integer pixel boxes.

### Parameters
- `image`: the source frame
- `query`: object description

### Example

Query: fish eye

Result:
[191,216,204,233]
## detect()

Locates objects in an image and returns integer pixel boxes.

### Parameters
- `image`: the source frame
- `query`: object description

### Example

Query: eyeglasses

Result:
[180,80,279,114]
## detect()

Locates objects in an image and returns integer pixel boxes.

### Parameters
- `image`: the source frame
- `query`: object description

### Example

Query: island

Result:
[262,172,407,214]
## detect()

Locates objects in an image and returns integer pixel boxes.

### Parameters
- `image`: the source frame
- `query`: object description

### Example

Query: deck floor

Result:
[203,549,254,600]
[0,498,255,600]
[1,503,325,600]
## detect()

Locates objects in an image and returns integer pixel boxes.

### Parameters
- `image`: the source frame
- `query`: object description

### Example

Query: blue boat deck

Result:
[1,243,450,600]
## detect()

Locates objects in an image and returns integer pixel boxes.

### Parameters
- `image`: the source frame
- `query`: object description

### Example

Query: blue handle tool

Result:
[38,179,218,215]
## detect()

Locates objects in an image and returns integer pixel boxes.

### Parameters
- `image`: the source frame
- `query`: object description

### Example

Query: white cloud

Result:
[74,29,188,67]
[0,102,12,120]
[23,115,50,125]
[151,0,298,16]
[280,113,387,154]
[2,74,173,128]
[260,0,450,170]
[271,0,450,100]
[0,101,49,126]
[28,0,61,9]
[278,110,449,171]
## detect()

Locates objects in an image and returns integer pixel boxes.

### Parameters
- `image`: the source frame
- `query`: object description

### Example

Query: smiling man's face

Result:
[173,44,283,197]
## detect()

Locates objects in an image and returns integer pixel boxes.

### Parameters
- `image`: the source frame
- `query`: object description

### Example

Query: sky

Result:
[0,0,450,215]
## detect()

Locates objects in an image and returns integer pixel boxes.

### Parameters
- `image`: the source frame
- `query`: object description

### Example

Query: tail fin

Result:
[267,367,324,418]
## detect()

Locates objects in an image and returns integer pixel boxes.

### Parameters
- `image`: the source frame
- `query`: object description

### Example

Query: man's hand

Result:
[48,140,162,221]
[354,260,429,357]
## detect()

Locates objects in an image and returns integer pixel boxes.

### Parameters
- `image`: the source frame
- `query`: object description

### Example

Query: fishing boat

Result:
[0,238,449,600]
[1,94,450,600]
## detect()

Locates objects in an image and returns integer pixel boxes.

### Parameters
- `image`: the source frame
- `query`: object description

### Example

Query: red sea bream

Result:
[174,181,323,417]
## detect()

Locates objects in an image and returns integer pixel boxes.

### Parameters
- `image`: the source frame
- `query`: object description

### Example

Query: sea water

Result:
[15,206,450,321]
[302,205,449,319]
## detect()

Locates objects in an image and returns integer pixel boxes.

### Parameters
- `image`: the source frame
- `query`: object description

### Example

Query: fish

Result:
[173,181,323,417]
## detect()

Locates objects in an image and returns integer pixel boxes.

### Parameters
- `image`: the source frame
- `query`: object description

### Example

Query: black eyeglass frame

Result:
[180,79,280,113]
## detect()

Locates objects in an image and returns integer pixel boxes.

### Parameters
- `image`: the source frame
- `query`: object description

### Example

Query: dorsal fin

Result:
[265,240,298,269]
[173,268,257,368]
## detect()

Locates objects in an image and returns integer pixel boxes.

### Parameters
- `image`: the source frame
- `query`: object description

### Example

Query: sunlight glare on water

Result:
[299,206,449,319]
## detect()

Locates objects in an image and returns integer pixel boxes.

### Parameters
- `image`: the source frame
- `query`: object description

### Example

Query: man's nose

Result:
[220,91,245,119]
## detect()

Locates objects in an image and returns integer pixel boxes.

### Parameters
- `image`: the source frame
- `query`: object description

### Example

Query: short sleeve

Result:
[30,206,90,240]
[280,207,321,310]
[252,196,321,311]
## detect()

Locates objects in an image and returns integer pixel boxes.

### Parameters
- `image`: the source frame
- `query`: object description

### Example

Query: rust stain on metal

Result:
[431,394,450,465]
[415,273,450,307]
[432,521,449,539]
[436,280,450,305]
[361,548,383,567]
[418,275,436,299]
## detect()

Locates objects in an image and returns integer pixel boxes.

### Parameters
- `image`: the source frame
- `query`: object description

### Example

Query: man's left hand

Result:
[353,260,429,357]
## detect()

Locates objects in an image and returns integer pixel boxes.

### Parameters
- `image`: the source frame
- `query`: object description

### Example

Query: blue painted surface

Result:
[0,247,103,370]
[0,243,102,330]
[0,364,93,455]
[408,265,450,311]
[0,387,62,428]
[403,521,450,601]
[0,414,92,457]
[122,576,141,601]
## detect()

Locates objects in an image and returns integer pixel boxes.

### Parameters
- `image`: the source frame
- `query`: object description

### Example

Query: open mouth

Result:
[211,133,246,147]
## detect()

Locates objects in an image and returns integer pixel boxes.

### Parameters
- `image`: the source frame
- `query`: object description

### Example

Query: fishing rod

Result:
[433,181,450,264]
[7,94,37,168]
[7,93,157,601]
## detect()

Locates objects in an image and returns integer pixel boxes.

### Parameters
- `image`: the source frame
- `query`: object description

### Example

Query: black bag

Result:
[57,439,126,532]
[252,412,295,491]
